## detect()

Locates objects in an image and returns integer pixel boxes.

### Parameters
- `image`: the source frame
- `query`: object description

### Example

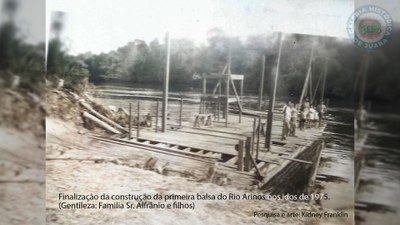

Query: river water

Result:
[355,113,400,225]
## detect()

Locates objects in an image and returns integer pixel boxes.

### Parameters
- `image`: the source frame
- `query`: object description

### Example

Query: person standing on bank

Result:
[282,102,292,141]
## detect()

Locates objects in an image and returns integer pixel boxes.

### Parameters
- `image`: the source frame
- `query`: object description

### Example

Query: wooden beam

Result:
[299,47,314,107]
[230,74,244,80]
[128,103,132,139]
[179,97,183,127]
[137,101,140,139]
[79,101,125,131]
[155,99,159,132]
[202,78,207,113]
[249,154,263,178]
[252,118,256,154]
[82,112,121,134]
[265,33,284,150]
[162,32,171,132]
[206,73,244,80]
[225,77,229,127]
[278,156,313,165]
[256,116,261,160]
[92,136,217,162]
[312,64,324,104]
[229,77,243,112]
[237,140,244,171]
[244,137,252,172]
[258,55,266,110]
[320,58,329,104]
[212,81,221,96]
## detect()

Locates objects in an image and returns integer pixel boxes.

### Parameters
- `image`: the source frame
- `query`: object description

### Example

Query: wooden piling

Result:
[179,97,183,127]
[320,58,328,104]
[162,32,170,132]
[239,108,242,123]
[256,116,261,160]
[137,101,140,139]
[237,140,244,171]
[155,100,159,133]
[265,33,284,150]
[225,78,229,127]
[218,80,222,121]
[244,137,252,172]
[258,55,266,110]
[128,103,132,139]
[239,78,243,123]
[252,118,256,154]
[217,100,220,121]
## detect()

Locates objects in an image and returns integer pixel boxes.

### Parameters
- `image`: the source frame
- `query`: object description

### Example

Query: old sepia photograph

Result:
[45,1,357,224]
[0,0,399,225]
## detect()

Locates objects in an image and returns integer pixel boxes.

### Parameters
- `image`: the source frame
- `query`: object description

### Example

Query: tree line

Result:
[0,0,45,95]
[1,1,399,106]
[76,29,358,102]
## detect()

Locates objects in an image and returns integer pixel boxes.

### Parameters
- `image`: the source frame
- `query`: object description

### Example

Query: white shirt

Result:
[283,106,292,121]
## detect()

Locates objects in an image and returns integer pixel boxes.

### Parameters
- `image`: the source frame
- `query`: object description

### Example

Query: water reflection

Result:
[356,114,400,225]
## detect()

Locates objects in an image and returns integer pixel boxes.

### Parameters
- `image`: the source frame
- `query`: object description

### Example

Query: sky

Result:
[2,0,398,55]
[47,0,356,55]
[0,0,45,44]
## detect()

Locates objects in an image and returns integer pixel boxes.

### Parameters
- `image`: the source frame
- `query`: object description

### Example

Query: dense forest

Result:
[72,27,400,105]
[1,0,399,107]
[0,0,45,95]
[76,30,359,101]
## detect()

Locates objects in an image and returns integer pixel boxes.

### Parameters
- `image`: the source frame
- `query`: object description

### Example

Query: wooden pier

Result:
[91,112,326,192]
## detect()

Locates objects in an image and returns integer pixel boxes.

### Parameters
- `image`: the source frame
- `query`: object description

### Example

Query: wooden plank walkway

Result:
[108,112,327,189]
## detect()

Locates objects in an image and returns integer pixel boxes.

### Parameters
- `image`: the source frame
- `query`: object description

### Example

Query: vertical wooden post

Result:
[359,53,370,108]
[258,55,266,110]
[217,100,220,121]
[155,99,159,132]
[309,67,313,103]
[199,100,202,114]
[256,115,261,161]
[225,77,229,127]
[239,108,242,123]
[179,97,183,127]
[240,79,243,123]
[237,140,244,171]
[265,33,284,150]
[226,47,231,127]
[162,32,171,132]
[128,103,132,139]
[218,79,222,120]
[299,47,314,107]
[320,58,328,104]
[244,136,252,172]
[240,79,244,104]
[203,78,207,114]
[214,101,218,121]
[137,101,140,139]
[252,118,256,154]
